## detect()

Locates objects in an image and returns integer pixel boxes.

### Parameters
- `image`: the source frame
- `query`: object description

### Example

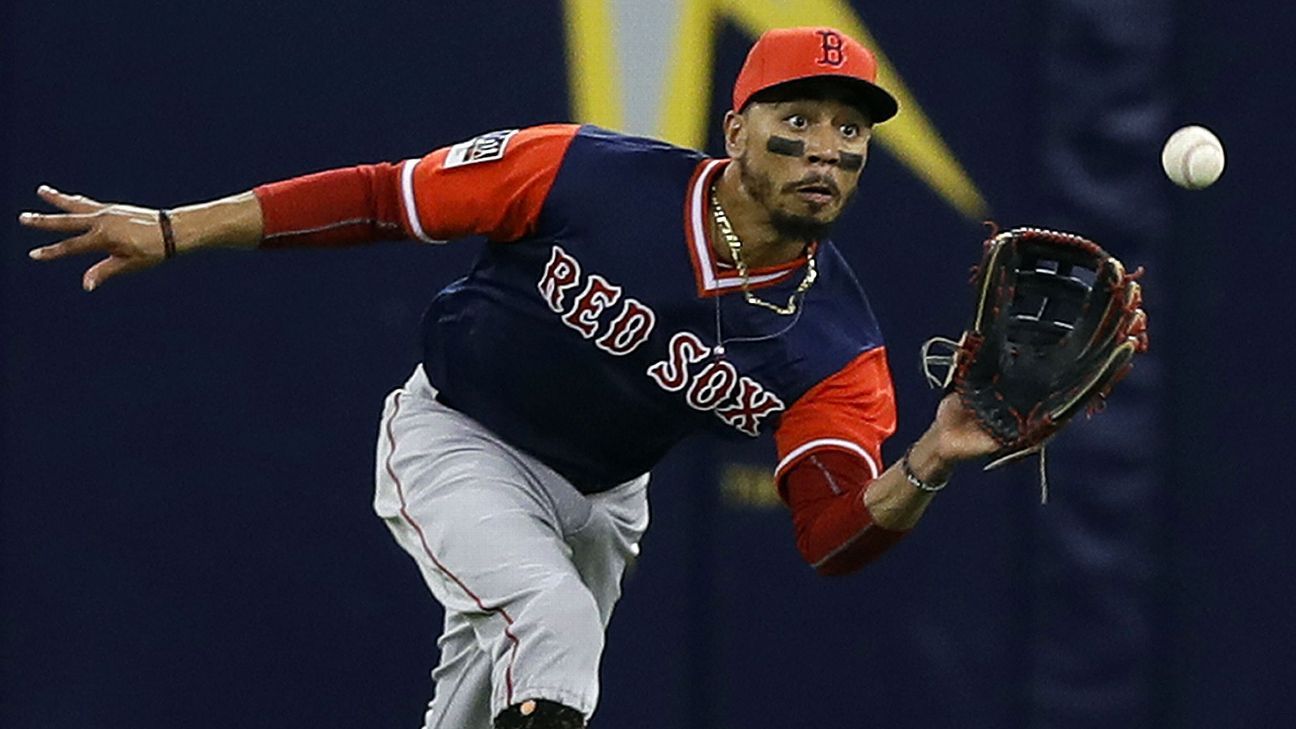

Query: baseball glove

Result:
[922,226,1150,493]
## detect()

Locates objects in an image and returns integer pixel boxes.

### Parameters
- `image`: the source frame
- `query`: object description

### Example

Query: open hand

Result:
[20,185,166,291]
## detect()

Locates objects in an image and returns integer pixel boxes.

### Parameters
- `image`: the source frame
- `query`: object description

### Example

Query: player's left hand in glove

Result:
[921,225,1150,496]
[20,186,170,291]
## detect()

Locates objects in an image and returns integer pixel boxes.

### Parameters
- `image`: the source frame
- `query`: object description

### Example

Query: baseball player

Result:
[22,27,1002,729]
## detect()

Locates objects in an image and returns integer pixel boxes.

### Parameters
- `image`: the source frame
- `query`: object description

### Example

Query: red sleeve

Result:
[774,348,901,576]
[773,347,897,482]
[405,124,579,242]
[255,163,409,248]
[251,124,578,248]
[782,450,906,576]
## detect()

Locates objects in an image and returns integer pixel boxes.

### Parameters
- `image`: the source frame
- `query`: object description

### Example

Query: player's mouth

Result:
[786,176,840,206]
[796,187,835,205]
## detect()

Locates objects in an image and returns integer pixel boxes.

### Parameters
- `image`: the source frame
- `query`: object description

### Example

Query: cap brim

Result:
[852,81,900,124]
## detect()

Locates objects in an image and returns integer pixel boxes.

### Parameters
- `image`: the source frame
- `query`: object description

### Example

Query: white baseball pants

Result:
[374,366,650,728]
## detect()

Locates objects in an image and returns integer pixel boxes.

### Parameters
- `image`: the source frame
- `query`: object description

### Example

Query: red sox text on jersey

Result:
[539,244,785,437]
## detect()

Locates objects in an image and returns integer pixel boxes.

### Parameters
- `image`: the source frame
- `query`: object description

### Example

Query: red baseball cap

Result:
[732,27,899,124]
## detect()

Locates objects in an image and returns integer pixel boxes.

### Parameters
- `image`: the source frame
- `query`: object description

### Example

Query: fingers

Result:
[19,186,110,259]
[20,210,98,234]
[82,256,135,292]
[36,185,104,213]
[27,230,105,261]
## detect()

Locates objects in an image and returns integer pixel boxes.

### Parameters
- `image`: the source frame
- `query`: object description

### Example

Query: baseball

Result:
[1161,125,1225,189]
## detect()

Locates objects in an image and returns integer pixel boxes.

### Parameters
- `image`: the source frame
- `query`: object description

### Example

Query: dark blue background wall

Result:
[4,2,1293,728]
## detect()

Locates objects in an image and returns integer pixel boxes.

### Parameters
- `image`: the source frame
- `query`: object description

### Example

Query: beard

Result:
[769,208,835,243]
[736,156,848,243]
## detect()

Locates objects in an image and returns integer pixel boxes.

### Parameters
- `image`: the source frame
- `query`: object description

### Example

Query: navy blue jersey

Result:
[398,125,897,493]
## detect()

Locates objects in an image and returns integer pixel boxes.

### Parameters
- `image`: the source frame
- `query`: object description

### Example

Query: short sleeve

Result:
[400,124,580,242]
[773,347,897,482]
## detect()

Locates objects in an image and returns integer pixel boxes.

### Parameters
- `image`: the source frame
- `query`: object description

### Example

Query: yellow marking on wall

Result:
[563,0,623,130]
[657,0,718,149]
[566,0,990,220]
[719,463,783,509]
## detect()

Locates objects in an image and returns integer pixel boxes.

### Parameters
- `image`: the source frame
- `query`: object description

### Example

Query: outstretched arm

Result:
[781,393,998,575]
[20,157,419,291]
[774,347,1000,576]
[21,186,263,291]
[861,392,999,529]
[20,126,581,291]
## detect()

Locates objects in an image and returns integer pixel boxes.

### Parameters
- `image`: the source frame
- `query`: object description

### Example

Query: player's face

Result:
[730,94,872,239]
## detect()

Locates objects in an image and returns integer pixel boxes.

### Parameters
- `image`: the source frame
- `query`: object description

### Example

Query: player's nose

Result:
[802,126,842,167]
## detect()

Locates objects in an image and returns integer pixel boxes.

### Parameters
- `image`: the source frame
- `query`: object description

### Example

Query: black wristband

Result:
[902,446,949,493]
[158,209,177,259]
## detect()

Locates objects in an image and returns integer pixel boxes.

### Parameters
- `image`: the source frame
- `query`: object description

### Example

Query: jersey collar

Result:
[683,159,813,299]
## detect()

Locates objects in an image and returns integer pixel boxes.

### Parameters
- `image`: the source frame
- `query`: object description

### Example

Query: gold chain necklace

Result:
[709,184,818,316]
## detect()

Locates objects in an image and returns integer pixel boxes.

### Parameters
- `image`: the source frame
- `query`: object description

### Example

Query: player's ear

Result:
[723,110,747,158]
